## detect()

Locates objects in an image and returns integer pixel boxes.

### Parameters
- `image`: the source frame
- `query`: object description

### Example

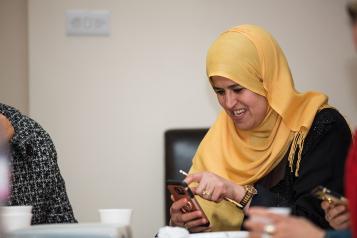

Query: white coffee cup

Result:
[99,209,132,226]
[1,206,32,214]
[267,207,291,216]
[0,206,33,232]
[250,207,291,224]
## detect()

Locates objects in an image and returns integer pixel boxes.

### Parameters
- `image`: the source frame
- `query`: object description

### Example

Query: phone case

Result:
[166,180,210,226]
[311,186,348,205]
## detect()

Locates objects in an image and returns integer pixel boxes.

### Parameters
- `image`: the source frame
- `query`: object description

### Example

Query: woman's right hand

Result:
[169,197,211,233]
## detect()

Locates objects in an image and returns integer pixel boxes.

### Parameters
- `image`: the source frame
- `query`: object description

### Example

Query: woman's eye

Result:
[233,87,243,93]
[215,90,225,95]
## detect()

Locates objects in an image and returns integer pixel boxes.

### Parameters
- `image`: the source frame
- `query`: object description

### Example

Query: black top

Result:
[0,103,77,224]
[250,108,352,229]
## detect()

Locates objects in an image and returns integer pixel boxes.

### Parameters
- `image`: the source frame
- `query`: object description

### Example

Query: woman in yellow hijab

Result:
[169,25,351,232]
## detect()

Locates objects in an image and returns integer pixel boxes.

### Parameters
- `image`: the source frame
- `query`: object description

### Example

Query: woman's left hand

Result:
[184,172,244,203]
[321,201,350,230]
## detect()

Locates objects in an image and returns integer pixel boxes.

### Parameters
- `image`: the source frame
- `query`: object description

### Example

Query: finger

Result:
[185,173,203,185]
[211,187,223,202]
[170,195,175,202]
[185,217,209,229]
[321,201,331,211]
[169,218,184,227]
[329,205,347,219]
[170,198,188,213]
[181,210,203,223]
[199,184,214,201]
[189,225,212,233]
[170,210,185,226]
[171,208,202,226]
[170,214,184,226]
[205,184,215,200]
[190,186,198,195]
[331,220,350,230]
[195,180,208,196]
[331,213,350,227]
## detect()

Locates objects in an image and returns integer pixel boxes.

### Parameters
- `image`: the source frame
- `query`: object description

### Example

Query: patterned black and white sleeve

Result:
[0,103,77,224]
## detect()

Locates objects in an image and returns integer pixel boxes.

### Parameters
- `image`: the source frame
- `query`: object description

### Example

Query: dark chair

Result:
[164,128,209,225]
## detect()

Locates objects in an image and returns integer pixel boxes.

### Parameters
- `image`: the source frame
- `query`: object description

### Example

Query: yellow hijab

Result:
[189,25,328,231]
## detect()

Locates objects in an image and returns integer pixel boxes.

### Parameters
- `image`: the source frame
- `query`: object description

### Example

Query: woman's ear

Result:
[0,114,15,141]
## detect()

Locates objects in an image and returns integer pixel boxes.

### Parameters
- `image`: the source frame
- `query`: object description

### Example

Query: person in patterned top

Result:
[0,102,76,224]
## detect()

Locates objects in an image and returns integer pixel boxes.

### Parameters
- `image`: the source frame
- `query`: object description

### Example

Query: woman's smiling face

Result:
[211,76,268,130]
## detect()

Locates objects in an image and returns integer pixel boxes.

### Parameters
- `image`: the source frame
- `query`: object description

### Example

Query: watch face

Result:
[246,185,258,194]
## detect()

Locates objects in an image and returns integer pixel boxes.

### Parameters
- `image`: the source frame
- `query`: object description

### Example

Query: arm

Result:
[0,103,77,224]
[46,167,77,223]
[32,125,77,223]
[251,109,352,228]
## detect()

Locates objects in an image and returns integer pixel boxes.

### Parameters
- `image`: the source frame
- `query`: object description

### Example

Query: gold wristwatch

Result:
[237,185,257,209]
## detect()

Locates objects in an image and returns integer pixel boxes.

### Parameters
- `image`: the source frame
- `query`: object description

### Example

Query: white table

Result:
[7,223,131,238]
[190,231,249,238]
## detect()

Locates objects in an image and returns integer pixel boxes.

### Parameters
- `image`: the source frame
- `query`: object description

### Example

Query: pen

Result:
[179,170,243,208]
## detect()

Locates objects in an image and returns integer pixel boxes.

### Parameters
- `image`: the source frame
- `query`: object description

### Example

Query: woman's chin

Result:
[234,121,254,131]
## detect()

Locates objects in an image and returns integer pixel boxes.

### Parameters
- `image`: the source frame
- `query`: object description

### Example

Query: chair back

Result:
[164,128,208,224]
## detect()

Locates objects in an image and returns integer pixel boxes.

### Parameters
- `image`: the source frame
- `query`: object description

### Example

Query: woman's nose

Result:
[224,92,237,109]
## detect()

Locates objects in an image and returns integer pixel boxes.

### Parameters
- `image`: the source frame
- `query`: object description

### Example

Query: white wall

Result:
[28,0,356,237]
[0,0,28,114]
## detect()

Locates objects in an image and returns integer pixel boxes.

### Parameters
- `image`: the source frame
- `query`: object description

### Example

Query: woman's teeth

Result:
[233,109,246,116]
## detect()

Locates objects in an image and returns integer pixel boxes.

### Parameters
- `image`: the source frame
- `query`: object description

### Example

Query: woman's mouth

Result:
[232,108,246,117]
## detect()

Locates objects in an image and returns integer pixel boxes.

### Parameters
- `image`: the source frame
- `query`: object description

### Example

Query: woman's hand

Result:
[184,172,245,203]
[244,207,325,238]
[0,114,14,142]
[169,197,211,233]
[321,201,350,230]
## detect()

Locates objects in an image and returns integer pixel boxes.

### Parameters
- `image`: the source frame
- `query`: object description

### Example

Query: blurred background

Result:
[0,0,356,237]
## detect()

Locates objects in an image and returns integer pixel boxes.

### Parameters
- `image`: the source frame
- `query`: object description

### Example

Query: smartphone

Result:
[311,186,348,205]
[166,179,210,226]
